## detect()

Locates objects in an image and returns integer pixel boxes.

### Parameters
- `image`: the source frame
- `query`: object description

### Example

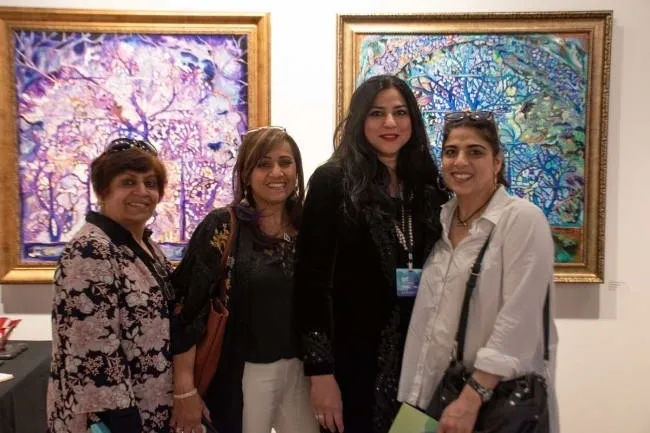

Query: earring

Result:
[437,175,449,192]
[287,189,299,205]
[241,187,251,206]
[494,171,498,187]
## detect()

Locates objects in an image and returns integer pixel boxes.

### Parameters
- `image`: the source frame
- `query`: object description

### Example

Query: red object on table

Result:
[0,318,21,351]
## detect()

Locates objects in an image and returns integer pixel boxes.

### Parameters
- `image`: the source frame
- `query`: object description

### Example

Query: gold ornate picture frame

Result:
[0,8,270,283]
[337,11,612,283]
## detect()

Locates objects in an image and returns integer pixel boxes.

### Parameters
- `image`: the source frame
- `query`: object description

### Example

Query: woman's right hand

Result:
[172,348,207,433]
[170,392,206,433]
[310,374,344,432]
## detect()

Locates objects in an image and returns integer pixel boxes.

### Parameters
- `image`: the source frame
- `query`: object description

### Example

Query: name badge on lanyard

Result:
[396,268,422,297]
[394,201,420,297]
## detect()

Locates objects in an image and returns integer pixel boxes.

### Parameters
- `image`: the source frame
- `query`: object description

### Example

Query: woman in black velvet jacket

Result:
[294,75,449,433]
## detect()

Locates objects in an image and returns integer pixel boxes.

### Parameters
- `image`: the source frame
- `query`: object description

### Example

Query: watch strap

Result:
[466,376,493,402]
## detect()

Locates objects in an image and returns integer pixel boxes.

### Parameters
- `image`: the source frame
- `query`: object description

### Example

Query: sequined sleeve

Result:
[294,163,342,375]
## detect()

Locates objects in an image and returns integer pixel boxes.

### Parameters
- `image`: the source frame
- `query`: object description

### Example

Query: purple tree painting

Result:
[15,31,249,261]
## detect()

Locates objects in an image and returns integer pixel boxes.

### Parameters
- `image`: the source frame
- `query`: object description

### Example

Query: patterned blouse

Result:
[47,212,173,433]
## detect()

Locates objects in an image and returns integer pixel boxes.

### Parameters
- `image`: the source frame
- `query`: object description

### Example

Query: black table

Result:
[0,341,51,433]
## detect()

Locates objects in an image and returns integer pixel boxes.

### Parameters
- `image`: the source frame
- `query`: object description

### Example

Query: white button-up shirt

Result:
[398,186,558,432]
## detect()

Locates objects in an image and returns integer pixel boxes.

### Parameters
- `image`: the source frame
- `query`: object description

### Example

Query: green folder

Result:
[389,403,439,433]
[89,422,111,433]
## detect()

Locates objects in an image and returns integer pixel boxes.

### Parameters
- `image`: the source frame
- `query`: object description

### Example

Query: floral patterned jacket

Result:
[47,212,173,433]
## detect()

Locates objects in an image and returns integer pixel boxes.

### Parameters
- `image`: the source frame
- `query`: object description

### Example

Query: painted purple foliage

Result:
[15,31,249,261]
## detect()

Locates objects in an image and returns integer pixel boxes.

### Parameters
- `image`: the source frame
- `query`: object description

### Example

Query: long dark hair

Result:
[232,127,305,233]
[331,74,445,219]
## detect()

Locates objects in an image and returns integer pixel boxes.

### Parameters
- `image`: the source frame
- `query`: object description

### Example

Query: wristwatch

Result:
[466,376,493,403]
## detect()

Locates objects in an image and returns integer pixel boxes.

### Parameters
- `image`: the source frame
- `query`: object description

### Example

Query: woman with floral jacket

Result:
[48,138,174,433]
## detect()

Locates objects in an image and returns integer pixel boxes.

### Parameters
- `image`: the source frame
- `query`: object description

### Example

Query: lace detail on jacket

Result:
[261,236,296,278]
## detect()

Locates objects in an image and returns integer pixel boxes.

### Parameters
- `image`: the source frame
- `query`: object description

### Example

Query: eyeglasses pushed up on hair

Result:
[243,126,287,136]
[444,111,495,123]
[106,137,158,155]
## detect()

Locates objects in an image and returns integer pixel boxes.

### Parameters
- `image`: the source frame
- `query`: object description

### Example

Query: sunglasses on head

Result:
[106,138,158,155]
[244,126,287,136]
[444,111,495,123]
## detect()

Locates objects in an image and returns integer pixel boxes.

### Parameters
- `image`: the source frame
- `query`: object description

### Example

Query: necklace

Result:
[455,189,497,227]
[261,217,292,240]
[266,228,292,242]
[394,204,414,270]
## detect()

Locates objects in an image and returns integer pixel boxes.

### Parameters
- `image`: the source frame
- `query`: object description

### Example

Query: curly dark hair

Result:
[331,74,446,219]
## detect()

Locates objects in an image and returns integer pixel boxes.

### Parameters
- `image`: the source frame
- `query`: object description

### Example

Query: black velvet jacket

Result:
[294,161,446,433]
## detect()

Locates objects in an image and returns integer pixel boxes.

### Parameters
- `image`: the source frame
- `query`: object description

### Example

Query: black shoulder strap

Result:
[455,233,492,361]
[455,233,551,362]
[543,289,550,361]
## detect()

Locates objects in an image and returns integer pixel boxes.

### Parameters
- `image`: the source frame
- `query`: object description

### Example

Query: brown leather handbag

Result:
[193,206,238,396]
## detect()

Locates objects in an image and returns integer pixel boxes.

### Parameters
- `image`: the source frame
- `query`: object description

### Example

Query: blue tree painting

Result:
[357,33,588,263]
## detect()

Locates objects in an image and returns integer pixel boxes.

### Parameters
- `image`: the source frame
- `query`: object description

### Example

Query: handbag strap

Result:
[212,206,238,302]
[454,233,551,362]
[543,291,550,361]
[455,233,493,361]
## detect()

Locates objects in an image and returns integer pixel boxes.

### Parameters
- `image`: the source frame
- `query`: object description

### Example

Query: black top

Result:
[294,161,446,433]
[171,207,299,433]
[238,227,298,363]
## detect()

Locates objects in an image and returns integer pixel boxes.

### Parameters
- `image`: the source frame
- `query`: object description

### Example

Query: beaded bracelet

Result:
[173,388,198,399]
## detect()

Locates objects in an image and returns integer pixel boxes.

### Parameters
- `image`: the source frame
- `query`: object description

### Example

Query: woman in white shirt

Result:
[398,111,558,433]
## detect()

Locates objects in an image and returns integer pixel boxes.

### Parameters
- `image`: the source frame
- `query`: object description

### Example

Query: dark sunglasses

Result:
[444,111,495,123]
[106,137,158,155]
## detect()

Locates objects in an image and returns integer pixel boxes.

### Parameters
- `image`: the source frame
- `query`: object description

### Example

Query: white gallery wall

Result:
[0,0,648,431]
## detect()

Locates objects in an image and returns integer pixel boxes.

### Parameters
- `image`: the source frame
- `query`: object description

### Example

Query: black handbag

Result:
[426,234,550,433]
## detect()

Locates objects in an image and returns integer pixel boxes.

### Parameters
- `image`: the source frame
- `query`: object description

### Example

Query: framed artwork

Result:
[337,11,611,283]
[0,8,270,283]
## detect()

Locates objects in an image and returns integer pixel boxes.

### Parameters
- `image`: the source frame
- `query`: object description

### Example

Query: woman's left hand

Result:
[437,392,481,433]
